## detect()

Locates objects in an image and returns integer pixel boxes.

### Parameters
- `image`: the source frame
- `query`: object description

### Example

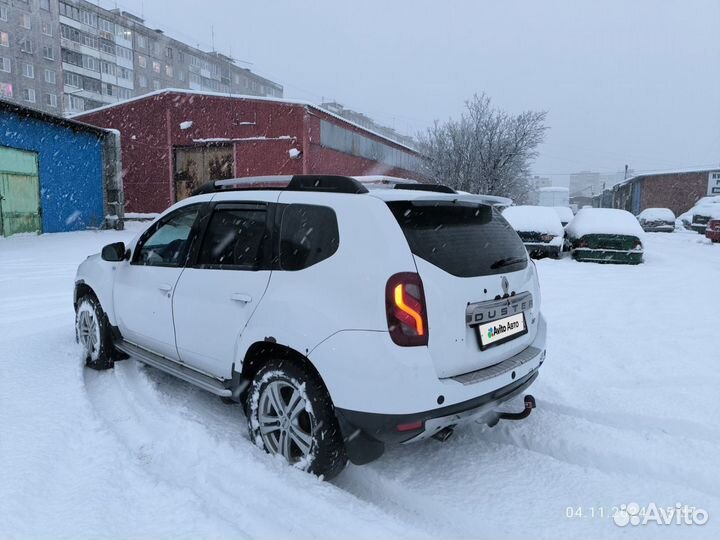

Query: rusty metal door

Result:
[174,145,234,202]
[0,147,41,237]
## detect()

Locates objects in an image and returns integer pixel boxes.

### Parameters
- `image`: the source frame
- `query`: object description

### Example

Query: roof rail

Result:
[192,175,369,196]
[393,183,456,194]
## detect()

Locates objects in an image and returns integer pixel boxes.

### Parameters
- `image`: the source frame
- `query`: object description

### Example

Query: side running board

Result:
[115,340,232,397]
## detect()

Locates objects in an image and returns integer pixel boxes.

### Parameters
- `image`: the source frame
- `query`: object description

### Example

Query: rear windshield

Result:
[387,201,528,277]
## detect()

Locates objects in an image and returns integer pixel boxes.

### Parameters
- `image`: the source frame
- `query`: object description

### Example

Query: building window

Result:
[22,63,34,78]
[115,25,131,42]
[59,2,81,22]
[0,82,12,97]
[22,88,36,103]
[82,34,98,49]
[165,47,173,60]
[82,55,98,71]
[116,45,132,61]
[64,94,85,112]
[152,79,161,90]
[137,34,147,49]
[104,83,113,96]
[152,61,160,73]
[42,45,54,60]
[178,70,185,82]
[40,0,50,11]
[100,61,115,75]
[0,7,7,21]
[137,55,146,68]
[81,10,97,28]
[138,74,147,87]
[99,18,114,34]
[0,57,10,73]
[1,32,9,48]
[165,64,173,78]
[22,13,31,30]
[65,72,80,87]
[44,92,57,107]
[20,39,34,54]
[177,50,185,64]
[118,67,131,80]
[44,68,56,84]
[117,87,131,100]
[41,21,53,36]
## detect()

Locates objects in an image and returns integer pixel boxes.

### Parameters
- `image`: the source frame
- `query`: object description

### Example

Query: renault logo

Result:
[501,276,509,295]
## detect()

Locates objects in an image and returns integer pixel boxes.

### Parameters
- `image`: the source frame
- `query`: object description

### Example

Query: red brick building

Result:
[76,90,424,213]
[612,168,720,216]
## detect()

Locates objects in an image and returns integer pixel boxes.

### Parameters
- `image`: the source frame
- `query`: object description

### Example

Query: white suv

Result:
[74,175,547,479]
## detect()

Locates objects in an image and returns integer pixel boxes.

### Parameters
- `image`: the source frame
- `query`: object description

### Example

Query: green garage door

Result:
[0,146,41,237]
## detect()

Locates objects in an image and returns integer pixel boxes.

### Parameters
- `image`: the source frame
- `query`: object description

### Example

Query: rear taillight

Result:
[386,272,429,347]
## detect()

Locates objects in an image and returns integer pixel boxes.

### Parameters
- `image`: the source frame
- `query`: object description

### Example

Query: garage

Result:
[0,99,124,237]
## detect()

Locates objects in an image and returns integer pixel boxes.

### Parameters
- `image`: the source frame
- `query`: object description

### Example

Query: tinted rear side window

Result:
[197,207,269,269]
[387,201,528,277]
[279,204,339,270]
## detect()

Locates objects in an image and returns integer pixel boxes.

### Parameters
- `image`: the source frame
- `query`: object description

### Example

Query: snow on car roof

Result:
[565,208,644,238]
[694,204,720,219]
[637,208,675,221]
[502,206,564,236]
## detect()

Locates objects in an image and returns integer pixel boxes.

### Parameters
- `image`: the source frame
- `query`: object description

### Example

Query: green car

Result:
[565,208,644,264]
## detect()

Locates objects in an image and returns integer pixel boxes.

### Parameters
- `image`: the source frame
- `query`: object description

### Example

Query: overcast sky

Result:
[103,0,720,186]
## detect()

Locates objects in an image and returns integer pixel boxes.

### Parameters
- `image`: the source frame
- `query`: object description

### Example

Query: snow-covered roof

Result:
[613,166,720,189]
[71,88,419,154]
[552,206,575,223]
[538,186,569,193]
[565,208,644,238]
[502,206,564,236]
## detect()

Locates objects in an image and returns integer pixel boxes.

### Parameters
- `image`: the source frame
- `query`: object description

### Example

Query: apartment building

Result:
[0,0,282,115]
[0,0,63,112]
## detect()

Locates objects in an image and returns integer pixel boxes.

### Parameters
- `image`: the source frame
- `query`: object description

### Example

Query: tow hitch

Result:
[492,395,536,424]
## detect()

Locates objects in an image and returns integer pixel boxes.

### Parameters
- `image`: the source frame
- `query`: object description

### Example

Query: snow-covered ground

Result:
[1,228,719,539]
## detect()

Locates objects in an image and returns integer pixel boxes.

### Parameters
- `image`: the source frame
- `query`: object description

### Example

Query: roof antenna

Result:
[211,25,215,51]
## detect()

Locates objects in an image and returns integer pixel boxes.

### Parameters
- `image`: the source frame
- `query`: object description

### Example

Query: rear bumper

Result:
[523,242,562,258]
[572,249,643,264]
[691,223,709,234]
[642,224,674,233]
[335,346,544,465]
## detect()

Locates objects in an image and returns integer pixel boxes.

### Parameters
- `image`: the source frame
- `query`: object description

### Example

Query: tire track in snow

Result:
[84,360,430,540]
[484,407,720,501]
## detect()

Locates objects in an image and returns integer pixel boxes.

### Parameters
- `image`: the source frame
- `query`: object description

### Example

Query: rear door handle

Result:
[230,293,253,304]
[158,283,172,293]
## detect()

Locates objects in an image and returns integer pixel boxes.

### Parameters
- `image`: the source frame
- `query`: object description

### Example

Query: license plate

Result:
[477,313,527,350]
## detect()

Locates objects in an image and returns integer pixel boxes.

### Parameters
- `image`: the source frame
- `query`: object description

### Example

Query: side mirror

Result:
[101,242,127,262]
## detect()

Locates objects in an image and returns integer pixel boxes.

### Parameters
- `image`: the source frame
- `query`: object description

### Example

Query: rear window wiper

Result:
[490,256,527,269]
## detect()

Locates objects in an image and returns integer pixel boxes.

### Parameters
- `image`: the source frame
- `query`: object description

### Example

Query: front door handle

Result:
[158,283,172,294]
[230,293,252,304]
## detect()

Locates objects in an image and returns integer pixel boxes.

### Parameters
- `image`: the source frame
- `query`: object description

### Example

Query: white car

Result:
[74,175,547,479]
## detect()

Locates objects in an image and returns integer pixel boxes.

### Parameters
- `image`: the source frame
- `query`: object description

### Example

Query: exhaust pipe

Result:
[432,426,454,442]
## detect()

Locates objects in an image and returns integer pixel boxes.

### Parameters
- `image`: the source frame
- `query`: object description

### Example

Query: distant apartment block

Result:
[0,0,282,115]
[320,101,417,149]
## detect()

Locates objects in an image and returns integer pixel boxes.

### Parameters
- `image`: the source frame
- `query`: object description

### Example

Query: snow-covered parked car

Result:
[636,207,675,232]
[565,208,644,264]
[74,175,547,479]
[503,205,566,258]
[706,218,720,242]
[552,206,575,227]
[689,196,720,233]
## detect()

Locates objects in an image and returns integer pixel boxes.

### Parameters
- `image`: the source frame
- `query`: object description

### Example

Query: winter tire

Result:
[247,360,347,480]
[75,296,114,371]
